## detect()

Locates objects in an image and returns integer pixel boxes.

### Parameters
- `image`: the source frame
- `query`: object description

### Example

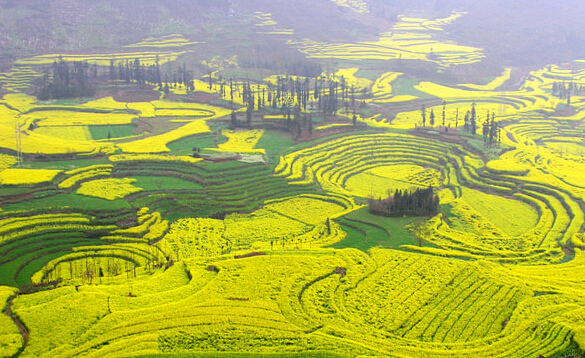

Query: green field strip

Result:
[8,240,104,286]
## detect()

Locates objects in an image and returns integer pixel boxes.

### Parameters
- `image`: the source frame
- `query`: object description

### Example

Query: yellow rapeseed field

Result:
[23,110,137,127]
[345,164,442,198]
[109,154,203,163]
[76,178,142,200]
[0,154,17,171]
[0,286,22,358]
[15,51,187,66]
[0,169,61,185]
[461,68,512,90]
[212,129,265,154]
[124,34,200,48]
[290,12,484,69]
[118,103,230,153]
[2,21,585,358]
[33,126,93,141]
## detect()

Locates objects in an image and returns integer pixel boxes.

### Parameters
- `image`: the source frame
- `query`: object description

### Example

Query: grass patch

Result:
[167,133,225,156]
[547,343,584,358]
[131,176,202,191]
[18,157,110,170]
[40,98,95,106]
[89,124,136,140]
[333,207,427,251]
[334,219,370,251]
[0,187,31,196]
[14,249,80,287]
[392,78,433,99]
[354,68,386,81]
[256,130,294,164]
[463,135,505,158]
[0,237,102,286]
[3,192,130,212]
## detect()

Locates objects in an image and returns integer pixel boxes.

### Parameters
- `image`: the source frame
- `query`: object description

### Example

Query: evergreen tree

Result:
[109,59,115,81]
[133,58,142,84]
[125,59,131,83]
[155,55,161,87]
[470,102,477,134]
[429,109,435,127]
[442,101,446,127]
[568,91,571,106]
[231,110,237,128]
[489,112,497,144]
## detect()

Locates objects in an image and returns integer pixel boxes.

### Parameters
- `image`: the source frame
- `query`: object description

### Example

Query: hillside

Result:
[1,1,585,358]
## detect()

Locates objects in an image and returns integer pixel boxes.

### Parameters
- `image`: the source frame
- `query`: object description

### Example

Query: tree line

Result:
[218,74,361,114]
[37,56,96,100]
[227,73,364,136]
[420,102,501,144]
[108,56,195,93]
[551,81,585,105]
[37,55,197,100]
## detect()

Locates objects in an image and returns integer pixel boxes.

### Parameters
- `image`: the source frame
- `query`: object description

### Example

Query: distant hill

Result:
[1,0,584,69]
[448,0,585,66]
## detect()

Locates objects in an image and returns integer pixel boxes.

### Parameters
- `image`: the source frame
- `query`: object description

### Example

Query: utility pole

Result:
[15,124,23,166]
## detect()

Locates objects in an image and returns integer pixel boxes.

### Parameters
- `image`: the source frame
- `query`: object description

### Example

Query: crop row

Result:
[275,133,584,263]
[115,160,319,219]
[11,245,584,357]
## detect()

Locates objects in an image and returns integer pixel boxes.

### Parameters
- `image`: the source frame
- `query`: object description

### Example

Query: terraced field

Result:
[289,12,485,71]
[1,6,585,358]
[15,51,188,67]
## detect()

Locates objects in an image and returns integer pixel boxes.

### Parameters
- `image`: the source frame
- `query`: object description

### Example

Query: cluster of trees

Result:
[481,112,501,144]
[460,102,478,134]
[108,56,194,92]
[368,186,439,217]
[420,101,450,129]
[37,55,198,100]
[420,102,501,144]
[551,81,585,105]
[227,74,363,135]
[221,74,361,115]
[40,255,153,286]
[461,103,501,144]
[37,56,96,100]
[109,57,161,86]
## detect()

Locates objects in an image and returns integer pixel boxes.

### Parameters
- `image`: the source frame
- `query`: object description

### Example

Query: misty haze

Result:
[0,1,584,357]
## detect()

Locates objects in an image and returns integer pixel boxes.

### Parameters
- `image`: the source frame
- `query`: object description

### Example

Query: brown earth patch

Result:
[553,105,577,118]
[167,92,221,104]
[234,251,265,259]
[92,83,159,103]
[112,86,160,103]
